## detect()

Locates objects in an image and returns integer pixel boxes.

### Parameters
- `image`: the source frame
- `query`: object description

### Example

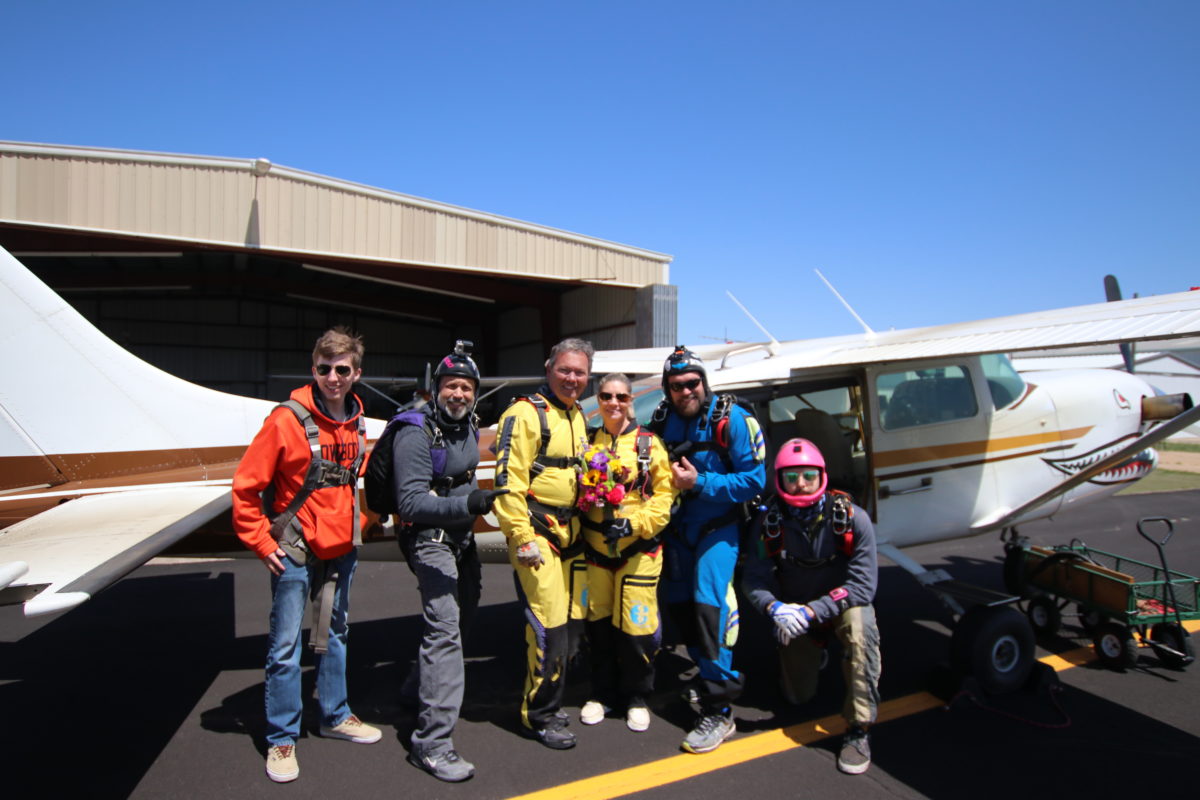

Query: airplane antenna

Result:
[814,269,874,336]
[725,291,780,356]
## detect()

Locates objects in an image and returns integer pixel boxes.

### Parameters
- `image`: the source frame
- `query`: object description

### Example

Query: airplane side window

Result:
[980,353,1026,411]
[880,366,978,429]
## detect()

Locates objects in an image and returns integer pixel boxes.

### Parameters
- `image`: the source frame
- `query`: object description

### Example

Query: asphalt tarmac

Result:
[2,490,1198,799]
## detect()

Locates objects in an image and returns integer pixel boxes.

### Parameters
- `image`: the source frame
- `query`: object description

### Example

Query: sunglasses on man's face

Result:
[599,391,632,403]
[315,364,353,377]
[783,469,822,484]
[668,378,702,393]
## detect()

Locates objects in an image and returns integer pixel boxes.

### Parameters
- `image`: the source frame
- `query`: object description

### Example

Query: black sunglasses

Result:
[315,364,353,377]
[599,391,632,402]
[668,378,702,393]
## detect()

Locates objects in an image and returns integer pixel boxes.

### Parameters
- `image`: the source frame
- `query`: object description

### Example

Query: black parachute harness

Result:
[265,399,365,654]
[760,490,855,568]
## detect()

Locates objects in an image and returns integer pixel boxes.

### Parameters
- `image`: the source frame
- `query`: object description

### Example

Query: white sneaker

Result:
[265,744,299,783]
[580,700,610,725]
[319,714,382,744]
[626,705,650,732]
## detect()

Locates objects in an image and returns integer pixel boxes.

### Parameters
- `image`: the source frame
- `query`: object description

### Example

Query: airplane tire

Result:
[1026,596,1062,637]
[1092,622,1138,670]
[952,605,1036,694]
[1149,623,1194,670]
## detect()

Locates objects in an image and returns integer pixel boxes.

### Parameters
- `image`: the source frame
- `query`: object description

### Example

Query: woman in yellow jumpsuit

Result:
[579,373,676,732]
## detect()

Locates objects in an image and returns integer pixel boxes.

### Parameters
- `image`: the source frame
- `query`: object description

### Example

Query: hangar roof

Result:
[0,141,671,287]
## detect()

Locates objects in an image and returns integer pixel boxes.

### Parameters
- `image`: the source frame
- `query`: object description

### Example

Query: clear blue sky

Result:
[5,1,1197,345]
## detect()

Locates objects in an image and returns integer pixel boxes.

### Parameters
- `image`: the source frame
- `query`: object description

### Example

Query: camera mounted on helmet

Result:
[431,339,481,391]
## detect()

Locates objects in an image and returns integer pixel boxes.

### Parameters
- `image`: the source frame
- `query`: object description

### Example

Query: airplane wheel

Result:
[1026,596,1062,637]
[952,605,1036,694]
[1092,622,1138,670]
[1149,623,1194,670]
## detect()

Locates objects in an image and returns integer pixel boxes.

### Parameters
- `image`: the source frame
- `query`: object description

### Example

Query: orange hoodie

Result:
[232,384,367,561]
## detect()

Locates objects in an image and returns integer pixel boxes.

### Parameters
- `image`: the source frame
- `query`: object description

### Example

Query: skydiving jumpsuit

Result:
[581,424,677,709]
[392,408,482,762]
[741,495,882,728]
[493,387,588,732]
[655,399,766,713]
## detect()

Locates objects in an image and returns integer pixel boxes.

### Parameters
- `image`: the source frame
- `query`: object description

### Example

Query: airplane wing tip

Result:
[0,560,30,589]
[24,590,91,617]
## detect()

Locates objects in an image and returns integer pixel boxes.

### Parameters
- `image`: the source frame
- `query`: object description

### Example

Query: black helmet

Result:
[662,344,708,394]
[433,340,480,389]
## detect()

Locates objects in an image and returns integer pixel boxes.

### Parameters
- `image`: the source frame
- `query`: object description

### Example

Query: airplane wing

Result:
[698,290,1200,387]
[0,486,230,616]
[592,290,1200,383]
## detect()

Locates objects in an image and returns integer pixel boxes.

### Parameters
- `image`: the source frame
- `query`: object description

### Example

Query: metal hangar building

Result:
[0,141,676,418]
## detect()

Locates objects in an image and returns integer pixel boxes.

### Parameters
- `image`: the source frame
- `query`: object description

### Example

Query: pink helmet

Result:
[774,437,827,507]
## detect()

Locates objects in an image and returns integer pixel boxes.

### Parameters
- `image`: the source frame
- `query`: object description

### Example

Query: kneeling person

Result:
[742,438,882,775]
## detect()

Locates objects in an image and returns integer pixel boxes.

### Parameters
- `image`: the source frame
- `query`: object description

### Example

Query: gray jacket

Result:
[392,407,479,547]
[741,495,878,625]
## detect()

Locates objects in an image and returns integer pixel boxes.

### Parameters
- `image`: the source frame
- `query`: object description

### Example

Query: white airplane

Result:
[2,240,1199,688]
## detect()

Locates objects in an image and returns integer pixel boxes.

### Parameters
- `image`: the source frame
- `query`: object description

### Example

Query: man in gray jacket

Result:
[395,342,505,782]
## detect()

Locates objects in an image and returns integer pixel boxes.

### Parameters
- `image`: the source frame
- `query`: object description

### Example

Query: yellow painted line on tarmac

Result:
[509,619,1200,800]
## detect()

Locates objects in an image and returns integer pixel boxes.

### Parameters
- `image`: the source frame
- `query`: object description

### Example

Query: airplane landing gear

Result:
[951,604,1037,694]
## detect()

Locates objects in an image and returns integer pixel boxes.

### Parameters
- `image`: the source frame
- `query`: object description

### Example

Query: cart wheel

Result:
[1026,596,1062,637]
[1077,605,1102,634]
[1092,622,1138,670]
[1149,623,1195,670]
[952,605,1036,694]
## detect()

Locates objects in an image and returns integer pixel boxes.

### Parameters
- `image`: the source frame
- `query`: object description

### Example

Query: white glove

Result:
[773,624,793,646]
[516,540,545,568]
[769,601,813,638]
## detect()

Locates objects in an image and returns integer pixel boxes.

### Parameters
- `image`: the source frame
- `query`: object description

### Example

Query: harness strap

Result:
[308,558,338,654]
[583,535,661,569]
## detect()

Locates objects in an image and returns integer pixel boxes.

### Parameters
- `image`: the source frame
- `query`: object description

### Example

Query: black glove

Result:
[602,517,632,543]
[467,488,508,515]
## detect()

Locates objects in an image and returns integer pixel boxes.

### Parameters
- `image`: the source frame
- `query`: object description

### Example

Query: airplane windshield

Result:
[981,353,1026,410]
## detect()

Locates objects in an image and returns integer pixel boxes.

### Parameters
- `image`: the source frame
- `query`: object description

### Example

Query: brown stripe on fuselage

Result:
[873,426,1094,471]
[0,445,247,493]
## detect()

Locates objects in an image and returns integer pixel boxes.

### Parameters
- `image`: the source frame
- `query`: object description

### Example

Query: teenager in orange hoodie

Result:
[232,327,381,783]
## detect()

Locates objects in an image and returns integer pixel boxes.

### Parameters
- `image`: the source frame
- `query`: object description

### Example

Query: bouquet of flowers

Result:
[576,443,630,512]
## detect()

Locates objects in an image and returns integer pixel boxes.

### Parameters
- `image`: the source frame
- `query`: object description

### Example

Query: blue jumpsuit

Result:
[657,398,766,712]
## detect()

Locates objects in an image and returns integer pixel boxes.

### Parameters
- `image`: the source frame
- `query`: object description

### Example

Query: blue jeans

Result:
[265,548,357,747]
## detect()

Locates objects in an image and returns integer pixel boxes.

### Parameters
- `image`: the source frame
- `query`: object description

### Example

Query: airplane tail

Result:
[0,243,276,493]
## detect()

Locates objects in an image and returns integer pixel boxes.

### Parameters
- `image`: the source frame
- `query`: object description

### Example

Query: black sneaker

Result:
[837,726,871,774]
[407,749,475,782]
[520,720,577,750]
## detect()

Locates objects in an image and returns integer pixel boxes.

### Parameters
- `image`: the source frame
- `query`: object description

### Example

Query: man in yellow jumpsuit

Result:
[493,337,592,749]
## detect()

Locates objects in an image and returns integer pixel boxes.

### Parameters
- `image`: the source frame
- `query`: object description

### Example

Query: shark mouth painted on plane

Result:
[1043,439,1159,485]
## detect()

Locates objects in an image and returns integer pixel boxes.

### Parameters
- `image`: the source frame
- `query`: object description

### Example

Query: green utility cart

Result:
[1010,517,1198,670]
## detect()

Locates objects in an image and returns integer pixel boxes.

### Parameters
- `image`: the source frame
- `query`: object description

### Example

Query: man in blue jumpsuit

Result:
[650,346,766,753]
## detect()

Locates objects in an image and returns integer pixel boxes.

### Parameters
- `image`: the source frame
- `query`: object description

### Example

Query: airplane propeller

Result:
[1104,274,1137,372]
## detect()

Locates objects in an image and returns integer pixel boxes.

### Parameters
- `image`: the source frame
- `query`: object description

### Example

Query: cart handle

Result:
[1136,517,1174,548]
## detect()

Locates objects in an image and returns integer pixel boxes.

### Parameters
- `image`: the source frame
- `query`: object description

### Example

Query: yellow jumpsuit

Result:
[493,391,588,731]
[582,424,676,707]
